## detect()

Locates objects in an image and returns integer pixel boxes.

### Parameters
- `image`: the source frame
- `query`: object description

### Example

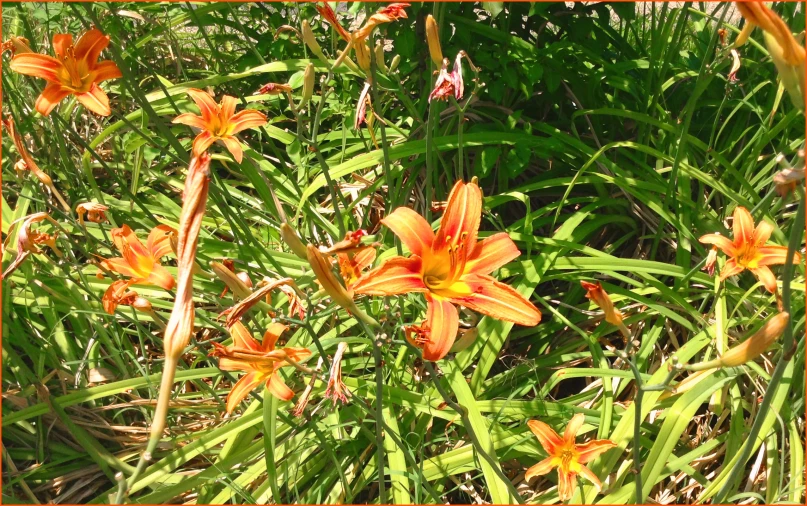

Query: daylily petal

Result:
[101,257,141,279]
[563,413,585,443]
[732,206,755,248]
[112,224,150,258]
[146,263,175,290]
[756,245,799,267]
[92,60,122,82]
[10,53,63,83]
[750,266,778,293]
[698,233,736,257]
[75,83,112,116]
[172,112,207,130]
[230,321,262,352]
[527,420,563,455]
[261,322,288,352]
[265,373,294,401]
[228,109,267,135]
[578,465,602,492]
[52,34,73,59]
[219,136,244,164]
[752,220,774,248]
[282,347,313,365]
[35,83,71,116]
[219,95,238,122]
[191,131,217,158]
[718,258,745,282]
[525,457,556,482]
[186,88,219,123]
[381,206,435,257]
[74,28,109,64]
[422,295,459,361]
[226,371,263,413]
[576,439,617,464]
[465,232,521,274]
[352,256,427,296]
[433,179,482,258]
[451,273,541,326]
[557,469,577,502]
[147,224,177,259]
[353,248,377,272]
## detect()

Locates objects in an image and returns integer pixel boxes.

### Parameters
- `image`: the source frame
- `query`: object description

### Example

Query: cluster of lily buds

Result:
[3,116,70,212]
[76,202,109,226]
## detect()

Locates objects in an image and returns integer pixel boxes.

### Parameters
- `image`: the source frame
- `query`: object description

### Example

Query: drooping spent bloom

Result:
[352,3,410,42]
[699,206,800,293]
[172,89,267,163]
[316,3,351,42]
[3,116,70,211]
[324,341,352,405]
[2,36,32,55]
[9,28,122,116]
[579,281,624,327]
[352,179,542,361]
[100,224,177,290]
[354,82,372,130]
[102,279,152,314]
[704,247,719,277]
[3,212,62,278]
[209,321,312,411]
[76,202,109,225]
[429,52,465,103]
[526,414,616,501]
[728,48,741,82]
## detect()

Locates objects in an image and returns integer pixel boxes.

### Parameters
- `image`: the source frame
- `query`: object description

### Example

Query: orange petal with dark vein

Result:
[465,232,520,275]
[230,321,262,351]
[226,371,263,412]
[351,256,427,296]
[452,273,541,326]
[527,419,563,455]
[421,295,458,361]
[35,83,71,116]
[732,206,755,248]
[576,438,617,464]
[75,84,111,116]
[698,233,736,257]
[381,206,435,257]
[433,179,482,255]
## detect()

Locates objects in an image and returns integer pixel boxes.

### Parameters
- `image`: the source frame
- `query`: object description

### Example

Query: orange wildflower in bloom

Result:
[9,28,122,116]
[172,89,267,164]
[102,279,152,314]
[316,3,350,42]
[76,202,109,225]
[100,224,176,290]
[352,179,542,361]
[352,3,410,42]
[210,321,312,412]
[699,206,800,293]
[526,414,616,501]
[580,280,623,327]
[735,2,805,66]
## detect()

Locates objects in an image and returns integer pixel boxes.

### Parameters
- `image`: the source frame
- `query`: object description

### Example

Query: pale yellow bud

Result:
[690,312,790,371]
[210,261,253,299]
[280,223,308,259]
[300,63,315,109]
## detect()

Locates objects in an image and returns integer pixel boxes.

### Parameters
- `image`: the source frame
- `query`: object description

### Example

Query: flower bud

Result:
[389,54,401,73]
[354,38,372,71]
[690,312,789,371]
[425,15,443,66]
[580,280,624,326]
[374,42,388,74]
[280,223,308,259]
[210,261,253,299]
[299,63,315,109]
[307,244,358,314]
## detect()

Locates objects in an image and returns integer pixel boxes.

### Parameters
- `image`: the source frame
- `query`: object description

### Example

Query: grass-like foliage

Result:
[2,2,805,504]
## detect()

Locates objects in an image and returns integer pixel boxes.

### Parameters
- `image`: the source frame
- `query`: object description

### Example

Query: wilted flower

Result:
[352,179,541,361]
[354,82,372,130]
[429,52,465,103]
[3,212,62,278]
[316,3,350,42]
[211,259,253,299]
[257,82,293,96]
[699,206,800,293]
[172,89,267,163]
[210,321,312,411]
[324,341,352,405]
[526,414,616,501]
[704,246,719,277]
[100,224,177,290]
[773,167,805,197]
[9,28,122,116]
[76,202,109,225]
[102,279,152,314]
[728,48,741,82]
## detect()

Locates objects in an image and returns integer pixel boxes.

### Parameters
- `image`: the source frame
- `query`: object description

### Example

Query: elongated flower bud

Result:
[425,15,443,66]
[374,42,388,74]
[354,38,372,71]
[300,62,315,109]
[302,20,330,65]
[389,54,401,73]
[210,261,253,299]
[281,223,308,259]
[690,312,789,371]
[580,280,623,326]
[307,244,357,312]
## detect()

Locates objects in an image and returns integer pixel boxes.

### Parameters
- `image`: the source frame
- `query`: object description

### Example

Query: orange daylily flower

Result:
[102,279,152,314]
[699,206,800,293]
[735,2,805,66]
[172,88,267,164]
[316,3,351,43]
[352,3,410,42]
[209,321,312,412]
[100,224,177,290]
[580,281,624,327]
[9,28,122,116]
[352,179,542,361]
[526,414,616,501]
